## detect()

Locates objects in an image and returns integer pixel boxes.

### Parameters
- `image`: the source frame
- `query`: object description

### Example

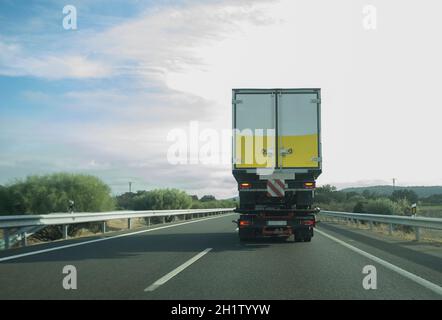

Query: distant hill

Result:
[341,186,442,198]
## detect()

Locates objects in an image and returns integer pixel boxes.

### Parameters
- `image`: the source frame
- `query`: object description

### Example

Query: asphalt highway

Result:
[0,213,441,299]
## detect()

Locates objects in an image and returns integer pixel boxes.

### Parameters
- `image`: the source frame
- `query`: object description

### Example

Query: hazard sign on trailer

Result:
[267,179,286,197]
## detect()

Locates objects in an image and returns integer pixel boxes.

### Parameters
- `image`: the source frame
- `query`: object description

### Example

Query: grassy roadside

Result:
[318,215,442,245]
[419,205,442,218]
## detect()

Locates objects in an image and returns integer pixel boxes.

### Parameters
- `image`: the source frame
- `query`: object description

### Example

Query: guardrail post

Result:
[4,228,10,249]
[63,225,69,239]
[163,216,166,224]
[21,232,27,247]
[127,218,132,229]
[369,221,373,231]
[102,221,107,233]
[389,224,393,235]
[147,217,150,226]
[415,227,421,241]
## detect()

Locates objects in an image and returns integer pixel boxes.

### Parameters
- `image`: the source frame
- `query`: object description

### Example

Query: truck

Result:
[232,88,321,242]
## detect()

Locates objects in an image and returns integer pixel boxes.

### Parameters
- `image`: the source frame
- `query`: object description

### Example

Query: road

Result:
[0,213,441,299]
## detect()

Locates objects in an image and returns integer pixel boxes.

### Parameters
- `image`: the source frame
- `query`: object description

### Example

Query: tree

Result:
[317,185,337,193]
[353,201,365,213]
[200,195,216,202]
[362,189,375,199]
[365,198,397,215]
[314,185,345,204]
[422,194,442,205]
[1,173,115,215]
[0,185,13,214]
[115,192,137,210]
[391,189,418,204]
[345,192,359,200]
[132,189,192,210]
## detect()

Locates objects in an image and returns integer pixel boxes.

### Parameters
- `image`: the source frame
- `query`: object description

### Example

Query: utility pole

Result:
[392,178,396,193]
[129,181,132,193]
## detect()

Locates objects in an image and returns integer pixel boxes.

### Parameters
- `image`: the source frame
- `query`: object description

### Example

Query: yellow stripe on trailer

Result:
[279,134,319,168]
[235,134,275,168]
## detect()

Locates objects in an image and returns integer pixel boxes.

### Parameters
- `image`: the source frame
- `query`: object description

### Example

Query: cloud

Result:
[0,41,111,79]
[2,0,442,198]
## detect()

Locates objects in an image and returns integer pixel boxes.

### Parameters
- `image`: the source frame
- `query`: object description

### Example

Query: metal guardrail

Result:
[0,208,235,250]
[319,210,442,241]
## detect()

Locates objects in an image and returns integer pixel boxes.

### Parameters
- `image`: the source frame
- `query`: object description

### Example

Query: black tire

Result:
[294,235,303,242]
[303,235,312,242]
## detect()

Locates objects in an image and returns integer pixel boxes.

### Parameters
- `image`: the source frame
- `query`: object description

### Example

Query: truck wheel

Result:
[294,235,303,242]
[303,235,312,242]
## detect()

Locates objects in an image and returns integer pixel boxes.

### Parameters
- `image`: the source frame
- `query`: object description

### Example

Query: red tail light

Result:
[302,220,315,226]
[303,181,315,189]
[240,182,251,189]
[239,220,251,227]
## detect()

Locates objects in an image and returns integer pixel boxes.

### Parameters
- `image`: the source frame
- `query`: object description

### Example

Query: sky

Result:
[1,0,441,198]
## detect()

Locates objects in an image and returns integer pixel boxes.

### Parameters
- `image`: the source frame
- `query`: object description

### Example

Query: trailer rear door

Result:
[233,91,275,168]
[277,92,320,168]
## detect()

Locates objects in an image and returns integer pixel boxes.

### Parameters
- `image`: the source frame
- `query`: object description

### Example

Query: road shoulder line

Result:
[316,228,442,296]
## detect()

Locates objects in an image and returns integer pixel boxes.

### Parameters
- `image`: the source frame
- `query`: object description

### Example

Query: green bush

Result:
[353,201,365,213]
[132,189,192,210]
[117,189,236,211]
[391,189,418,204]
[190,199,236,209]
[0,173,115,240]
[364,198,398,215]
[1,173,115,215]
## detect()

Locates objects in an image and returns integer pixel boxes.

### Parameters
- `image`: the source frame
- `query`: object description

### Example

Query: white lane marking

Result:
[0,213,235,263]
[316,228,442,296]
[144,248,212,292]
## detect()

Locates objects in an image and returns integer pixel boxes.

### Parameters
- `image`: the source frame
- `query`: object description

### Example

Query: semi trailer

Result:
[232,88,321,242]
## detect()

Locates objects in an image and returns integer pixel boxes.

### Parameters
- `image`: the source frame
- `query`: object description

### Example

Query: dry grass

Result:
[419,205,442,218]
[319,215,442,244]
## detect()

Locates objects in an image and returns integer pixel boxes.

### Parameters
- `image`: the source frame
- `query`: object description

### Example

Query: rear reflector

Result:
[240,182,251,189]
[303,181,315,189]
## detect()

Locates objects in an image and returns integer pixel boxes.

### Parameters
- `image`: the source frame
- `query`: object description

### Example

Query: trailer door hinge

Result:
[310,98,321,104]
[232,99,243,104]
